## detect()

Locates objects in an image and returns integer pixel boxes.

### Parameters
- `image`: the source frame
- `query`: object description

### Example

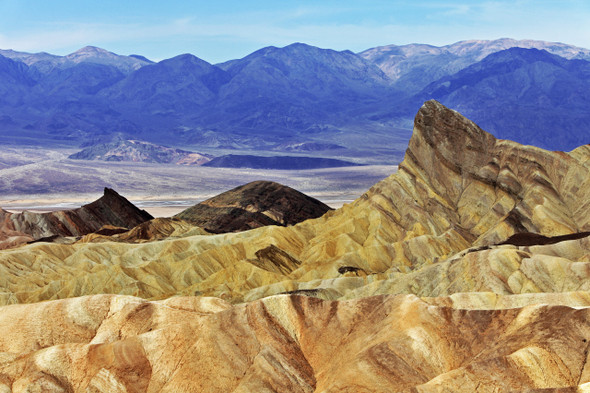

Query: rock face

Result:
[0,101,588,305]
[0,188,153,249]
[1,101,590,391]
[175,180,333,233]
[2,293,590,392]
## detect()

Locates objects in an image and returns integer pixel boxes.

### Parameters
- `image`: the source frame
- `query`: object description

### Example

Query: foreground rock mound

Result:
[2,293,590,392]
[0,188,153,249]
[175,180,333,233]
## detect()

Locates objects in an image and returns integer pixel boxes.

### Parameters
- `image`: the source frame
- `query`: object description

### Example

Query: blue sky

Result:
[0,0,589,63]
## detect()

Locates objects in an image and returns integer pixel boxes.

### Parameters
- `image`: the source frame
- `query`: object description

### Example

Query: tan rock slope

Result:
[0,188,153,250]
[1,100,590,392]
[2,293,590,392]
[1,100,588,305]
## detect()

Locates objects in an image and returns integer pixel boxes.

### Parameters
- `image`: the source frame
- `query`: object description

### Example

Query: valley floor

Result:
[0,147,395,215]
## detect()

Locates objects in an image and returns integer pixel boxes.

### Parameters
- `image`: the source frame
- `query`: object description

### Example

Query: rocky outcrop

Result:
[2,293,590,392]
[0,101,589,304]
[1,101,590,391]
[0,188,153,249]
[175,180,333,233]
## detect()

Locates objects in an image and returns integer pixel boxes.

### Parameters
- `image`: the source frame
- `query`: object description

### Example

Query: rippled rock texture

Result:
[1,100,590,391]
[1,100,588,305]
[2,293,590,392]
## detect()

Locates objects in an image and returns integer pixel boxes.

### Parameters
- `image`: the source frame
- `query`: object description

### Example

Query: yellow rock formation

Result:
[1,293,590,392]
[2,101,590,391]
[1,101,589,305]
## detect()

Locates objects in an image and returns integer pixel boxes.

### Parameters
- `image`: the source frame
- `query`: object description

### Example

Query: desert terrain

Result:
[0,148,394,215]
[0,101,589,391]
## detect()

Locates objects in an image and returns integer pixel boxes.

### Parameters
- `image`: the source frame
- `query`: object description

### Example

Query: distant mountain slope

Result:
[0,54,35,105]
[101,53,229,113]
[0,43,397,152]
[69,139,212,165]
[360,38,590,93]
[412,48,590,150]
[175,180,332,233]
[1,40,590,155]
[202,154,361,169]
[209,43,392,138]
[0,46,150,74]
[0,188,153,249]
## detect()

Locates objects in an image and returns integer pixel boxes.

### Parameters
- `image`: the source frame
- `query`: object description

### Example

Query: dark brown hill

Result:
[174,180,332,233]
[0,188,153,249]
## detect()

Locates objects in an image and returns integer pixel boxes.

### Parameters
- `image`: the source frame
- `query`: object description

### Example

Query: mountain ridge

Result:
[0,39,589,155]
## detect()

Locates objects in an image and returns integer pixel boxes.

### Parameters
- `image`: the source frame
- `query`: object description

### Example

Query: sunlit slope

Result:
[0,100,589,305]
[2,293,590,392]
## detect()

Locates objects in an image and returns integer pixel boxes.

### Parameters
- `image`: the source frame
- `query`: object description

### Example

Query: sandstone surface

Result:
[1,101,588,304]
[1,293,590,392]
[2,101,590,391]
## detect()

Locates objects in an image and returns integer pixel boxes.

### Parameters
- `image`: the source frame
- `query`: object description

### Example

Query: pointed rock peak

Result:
[414,100,494,144]
[103,187,122,197]
[407,100,497,172]
[83,187,153,222]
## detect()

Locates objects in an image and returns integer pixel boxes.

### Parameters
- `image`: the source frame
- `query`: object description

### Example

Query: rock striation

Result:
[175,180,333,233]
[2,293,590,392]
[0,188,153,250]
[0,101,589,304]
[1,101,590,391]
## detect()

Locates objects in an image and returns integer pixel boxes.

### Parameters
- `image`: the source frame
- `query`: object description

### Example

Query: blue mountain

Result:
[414,48,590,150]
[1,41,589,154]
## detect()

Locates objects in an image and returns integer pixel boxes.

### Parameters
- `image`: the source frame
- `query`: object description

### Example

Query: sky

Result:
[0,0,589,63]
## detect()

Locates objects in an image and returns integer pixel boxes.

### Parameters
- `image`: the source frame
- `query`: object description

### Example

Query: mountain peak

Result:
[413,100,494,159]
[73,45,110,53]
[283,42,315,50]
[67,46,115,59]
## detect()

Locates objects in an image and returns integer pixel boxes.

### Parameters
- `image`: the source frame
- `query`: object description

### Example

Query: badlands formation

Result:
[0,100,590,391]
[0,188,153,250]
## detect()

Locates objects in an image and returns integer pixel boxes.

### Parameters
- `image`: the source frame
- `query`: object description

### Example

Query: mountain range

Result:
[1,38,589,155]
